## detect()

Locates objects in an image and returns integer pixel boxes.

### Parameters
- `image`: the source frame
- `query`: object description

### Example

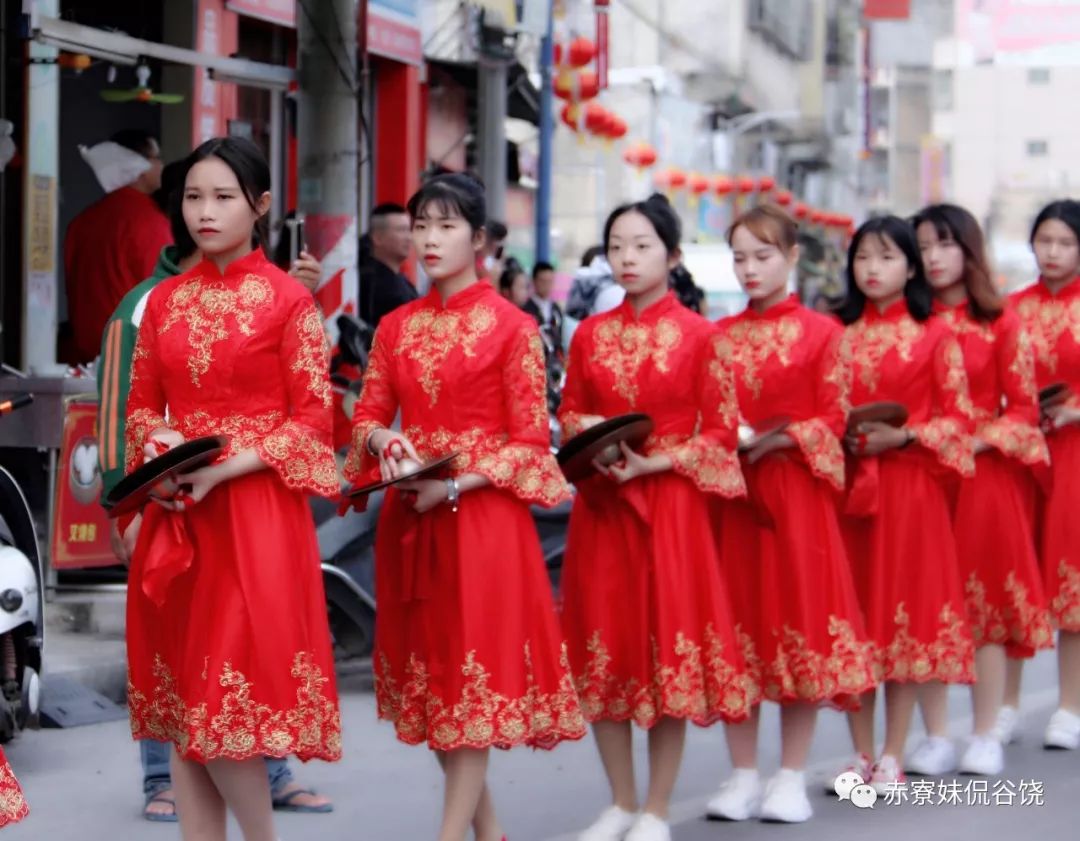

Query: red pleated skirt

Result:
[954,451,1053,656]
[561,472,754,729]
[1042,426,1080,632]
[127,471,342,763]
[716,455,877,709]
[0,748,27,828]
[842,452,975,684]
[372,486,586,751]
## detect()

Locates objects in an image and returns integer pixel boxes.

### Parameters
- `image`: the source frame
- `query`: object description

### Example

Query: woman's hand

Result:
[846,421,912,456]
[396,478,449,513]
[597,441,672,484]
[144,428,185,463]
[368,429,422,482]
[1044,403,1080,430]
[289,250,322,293]
[745,432,796,465]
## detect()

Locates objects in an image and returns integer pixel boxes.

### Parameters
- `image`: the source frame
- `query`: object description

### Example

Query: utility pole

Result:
[534,1,555,262]
[297,0,358,336]
[477,10,516,223]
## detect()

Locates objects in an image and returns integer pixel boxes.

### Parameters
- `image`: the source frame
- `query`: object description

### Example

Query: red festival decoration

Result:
[736,175,757,194]
[654,166,688,192]
[622,141,658,170]
[757,175,776,193]
[793,202,809,220]
[606,114,628,141]
[713,175,735,197]
[560,103,581,131]
[554,70,599,103]
[568,36,597,68]
[689,173,711,199]
[774,189,793,206]
[810,209,827,225]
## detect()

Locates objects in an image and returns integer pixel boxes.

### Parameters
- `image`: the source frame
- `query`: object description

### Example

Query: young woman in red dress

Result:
[0,748,28,828]
[1009,200,1080,751]
[706,206,876,824]
[344,173,585,841]
[558,194,752,841]
[908,204,1052,778]
[836,216,976,793]
[124,138,342,841]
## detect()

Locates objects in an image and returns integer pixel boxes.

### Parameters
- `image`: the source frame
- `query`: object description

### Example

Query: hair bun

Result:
[645,192,673,208]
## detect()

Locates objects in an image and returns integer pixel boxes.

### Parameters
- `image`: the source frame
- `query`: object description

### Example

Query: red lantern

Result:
[584,103,609,135]
[758,175,776,193]
[622,141,658,170]
[553,42,564,65]
[810,210,826,225]
[654,166,687,191]
[607,115,628,141]
[793,202,809,220]
[774,189,793,206]
[689,173,711,197]
[713,175,734,196]
[577,70,599,101]
[737,175,756,194]
[554,70,599,102]
[568,36,597,68]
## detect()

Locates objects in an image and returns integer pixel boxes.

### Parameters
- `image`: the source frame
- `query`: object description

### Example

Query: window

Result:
[1027,140,1049,157]
[1027,67,1051,84]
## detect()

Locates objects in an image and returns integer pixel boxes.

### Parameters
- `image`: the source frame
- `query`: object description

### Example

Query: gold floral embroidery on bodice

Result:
[159,274,275,386]
[396,303,497,404]
[591,316,682,405]
[938,308,994,341]
[720,316,803,399]
[843,317,923,390]
[1015,295,1080,374]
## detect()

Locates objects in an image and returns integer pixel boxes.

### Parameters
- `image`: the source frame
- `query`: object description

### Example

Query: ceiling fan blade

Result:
[100,89,139,102]
[148,93,186,105]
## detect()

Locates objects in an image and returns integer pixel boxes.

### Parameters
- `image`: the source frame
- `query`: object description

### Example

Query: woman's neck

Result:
[207,243,254,274]
[435,268,479,304]
[627,282,668,317]
[935,281,967,308]
[1043,273,1078,296]
[750,286,788,313]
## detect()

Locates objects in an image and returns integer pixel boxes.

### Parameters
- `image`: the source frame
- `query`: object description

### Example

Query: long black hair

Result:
[603,193,681,255]
[407,172,486,232]
[1030,199,1080,245]
[912,203,1001,322]
[837,215,933,325]
[162,160,198,261]
[185,136,271,254]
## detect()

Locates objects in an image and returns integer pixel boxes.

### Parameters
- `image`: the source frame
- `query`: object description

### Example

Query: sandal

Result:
[271,787,334,814]
[143,790,178,823]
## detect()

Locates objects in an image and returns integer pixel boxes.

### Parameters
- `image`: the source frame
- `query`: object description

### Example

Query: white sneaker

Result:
[578,806,639,841]
[625,813,671,841]
[869,754,907,796]
[992,705,1020,745]
[1044,708,1080,750]
[905,736,956,775]
[823,753,872,795]
[959,735,1004,775]
[759,769,813,823]
[705,768,762,821]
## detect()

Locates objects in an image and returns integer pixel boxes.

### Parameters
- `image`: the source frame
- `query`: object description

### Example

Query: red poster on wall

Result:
[192,0,240,148]
[51,399,115,569]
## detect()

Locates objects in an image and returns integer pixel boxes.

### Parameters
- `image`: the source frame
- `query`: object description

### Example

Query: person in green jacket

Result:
[96,159,331,822]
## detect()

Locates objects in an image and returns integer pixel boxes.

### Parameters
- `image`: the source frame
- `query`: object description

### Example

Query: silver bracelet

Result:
[365,428,383,457]
[445,477,460,513]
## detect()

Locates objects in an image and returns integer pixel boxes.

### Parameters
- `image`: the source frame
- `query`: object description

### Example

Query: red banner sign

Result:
[192,0,239,148]
[51,399,115,570]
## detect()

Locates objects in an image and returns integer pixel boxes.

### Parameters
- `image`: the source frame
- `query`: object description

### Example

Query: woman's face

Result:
[411,204,481,282]
[916,221,965,293]
[852,232,912,304]
[606,210,677,298]
[1032,218,1080,285]
[183,156,269,258]
[730,224,795,302]
[504,272,530,307]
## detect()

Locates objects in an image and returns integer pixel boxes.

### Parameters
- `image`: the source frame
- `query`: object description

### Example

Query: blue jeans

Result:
[140,740,293,798]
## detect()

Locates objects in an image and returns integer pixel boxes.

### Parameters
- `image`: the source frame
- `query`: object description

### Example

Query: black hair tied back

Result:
[407,172,487,233]
[603,192,682,254]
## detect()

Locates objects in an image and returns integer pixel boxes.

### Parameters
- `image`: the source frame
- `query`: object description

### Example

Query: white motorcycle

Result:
[0,394,43,741]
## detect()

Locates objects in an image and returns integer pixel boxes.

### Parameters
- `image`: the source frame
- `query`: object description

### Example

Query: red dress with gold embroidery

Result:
[936,301,1053,657]
[715,297,876,708]
[345,281,585,751]
[558,293,753,728]
[124,250,342,763]
[1012,278,1080,632]
[840,301,976,684]
[0,748,27,827]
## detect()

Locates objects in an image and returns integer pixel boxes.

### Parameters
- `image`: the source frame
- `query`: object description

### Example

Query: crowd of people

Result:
[5,128,1078,841]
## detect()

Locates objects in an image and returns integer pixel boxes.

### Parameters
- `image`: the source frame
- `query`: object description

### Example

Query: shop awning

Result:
[32,16,295,90]
[428,58,540,125]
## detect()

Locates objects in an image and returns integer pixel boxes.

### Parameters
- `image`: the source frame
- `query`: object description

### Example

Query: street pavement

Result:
[3,650,1076,840]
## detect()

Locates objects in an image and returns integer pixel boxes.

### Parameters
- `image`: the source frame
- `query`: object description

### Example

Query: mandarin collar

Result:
[1035,276,1080,299]
[424,279,493,311]
[614,290,680,323]
[742,293,801,320]
[193,248,271,280]
[861,296,910,322]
